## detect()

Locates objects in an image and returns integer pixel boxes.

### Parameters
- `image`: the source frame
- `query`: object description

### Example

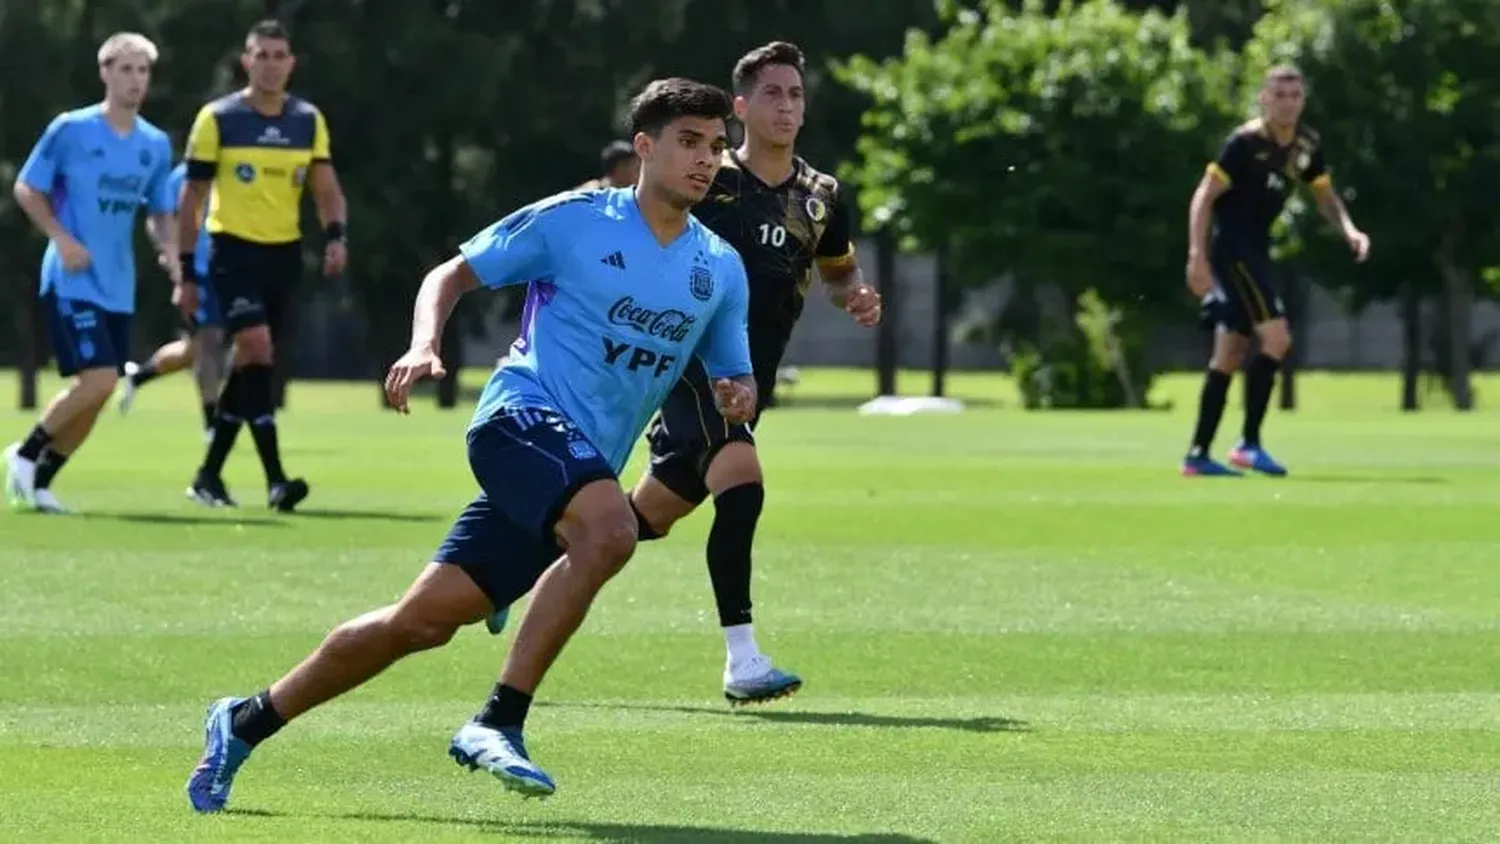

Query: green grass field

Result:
[3,368,1500,842]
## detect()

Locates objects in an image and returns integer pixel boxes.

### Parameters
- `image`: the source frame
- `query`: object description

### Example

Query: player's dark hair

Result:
[246,19,290,45]
[628,78,733,137]
[600,140,636,171]
[1264,64,1302,86]
[732,41,806,95]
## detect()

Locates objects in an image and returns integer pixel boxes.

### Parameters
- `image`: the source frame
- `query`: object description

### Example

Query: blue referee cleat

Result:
[449,721,556,798]
[1180,455,1243,477]
[1228,442,1288,477]
[186,696,253,813]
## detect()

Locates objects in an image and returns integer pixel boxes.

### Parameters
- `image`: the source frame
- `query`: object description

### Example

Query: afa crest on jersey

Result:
[804,196,827,223]
[690,265,714,301]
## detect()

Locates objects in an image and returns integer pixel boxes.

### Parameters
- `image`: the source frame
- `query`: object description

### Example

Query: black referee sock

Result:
[240,364,287,486]
[200,401,218,431]
[33,449,70,490]
[201,371,245,477]
[1187,369,1231,459]
[476,683,533,731]
[229,690,285,747]
[1242,353,1281,448]
[707,483,764,628]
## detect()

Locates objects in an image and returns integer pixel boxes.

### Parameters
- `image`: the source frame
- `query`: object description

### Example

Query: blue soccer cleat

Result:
[724,663,803,706]
[186,696,253,813]
[448,721,556,798]
[484,605,511,636]
[1227,442,1288,477]
[1180,455,1243,477]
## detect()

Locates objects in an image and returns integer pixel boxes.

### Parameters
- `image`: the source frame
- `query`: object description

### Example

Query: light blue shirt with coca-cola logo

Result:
[460,186,751,472]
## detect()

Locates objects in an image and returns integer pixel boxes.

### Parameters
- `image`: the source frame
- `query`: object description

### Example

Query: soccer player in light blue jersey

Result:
[116,163,229,440]
[4,33,178,514]
[186,77,753,811]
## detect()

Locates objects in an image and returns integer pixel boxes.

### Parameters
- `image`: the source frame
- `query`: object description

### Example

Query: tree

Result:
[1248,0,1500,409]
[836,0,1237,405]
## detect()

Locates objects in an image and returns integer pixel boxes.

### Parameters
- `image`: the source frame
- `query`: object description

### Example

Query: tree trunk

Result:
[17,292,39,410]
[437,308,462,409]
[1399,283,1420,411]
[932,244,948,397]
[1278,262,1303,411]
[1437,226,1475,410]
[874,229,898,396]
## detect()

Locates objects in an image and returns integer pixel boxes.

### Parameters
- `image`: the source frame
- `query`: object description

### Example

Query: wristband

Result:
[178,252,198,284]
[324,221,346,243]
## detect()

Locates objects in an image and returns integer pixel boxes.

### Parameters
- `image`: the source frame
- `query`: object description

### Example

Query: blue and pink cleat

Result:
[1227,442,1288,477]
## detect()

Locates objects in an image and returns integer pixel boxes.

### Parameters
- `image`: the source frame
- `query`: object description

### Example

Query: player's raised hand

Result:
[1185,252,1214,297]
[324,240,348,276]
[712,378,756,425]
[56,234,90,271]
[844,283,882,327]
[1347,228,1371,263]
[384,345,446,414]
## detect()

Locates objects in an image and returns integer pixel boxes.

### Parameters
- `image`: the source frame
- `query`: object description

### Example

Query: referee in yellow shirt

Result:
[177,19,347,512]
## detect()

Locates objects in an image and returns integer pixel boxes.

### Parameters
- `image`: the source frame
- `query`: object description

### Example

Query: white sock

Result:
[724,624,761,670]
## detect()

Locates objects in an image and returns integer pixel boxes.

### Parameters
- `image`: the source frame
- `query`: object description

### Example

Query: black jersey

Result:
[1207,118,1329,252]
[690,151,854,396]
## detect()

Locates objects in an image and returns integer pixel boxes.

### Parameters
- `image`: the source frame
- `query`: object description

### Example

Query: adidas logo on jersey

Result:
[600,251,626,269]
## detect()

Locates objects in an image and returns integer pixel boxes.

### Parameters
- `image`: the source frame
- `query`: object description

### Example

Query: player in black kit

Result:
[1182,65,1370,478]
[636,42,881,703]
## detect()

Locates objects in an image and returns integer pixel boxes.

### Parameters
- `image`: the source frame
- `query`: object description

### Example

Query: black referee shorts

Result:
[208,233,302,338]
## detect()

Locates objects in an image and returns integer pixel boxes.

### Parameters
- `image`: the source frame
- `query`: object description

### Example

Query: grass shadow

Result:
[291,508,442,523]
[258,811,937,842]
[1289,474,1448,485]
[543,700,1029,734]
[78,511,287,527]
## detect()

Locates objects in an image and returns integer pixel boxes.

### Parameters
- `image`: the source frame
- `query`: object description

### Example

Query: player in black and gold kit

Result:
[177,19,348,510]
[633,42,881,703]
[1182,65,1369,478]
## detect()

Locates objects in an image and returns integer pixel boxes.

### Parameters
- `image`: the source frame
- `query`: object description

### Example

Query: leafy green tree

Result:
[836,0,1237,406]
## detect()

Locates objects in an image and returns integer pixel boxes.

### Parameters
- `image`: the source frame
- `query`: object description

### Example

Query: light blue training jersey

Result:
[164,163,212,277]
[17,105,174,314]
[461,187,753,473]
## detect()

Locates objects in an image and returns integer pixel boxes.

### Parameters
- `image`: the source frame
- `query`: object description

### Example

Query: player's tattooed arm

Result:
[1309,179,1371,262]
[819,259,882,327]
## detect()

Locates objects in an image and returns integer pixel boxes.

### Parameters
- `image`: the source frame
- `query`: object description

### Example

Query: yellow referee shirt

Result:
[184,92,330,245]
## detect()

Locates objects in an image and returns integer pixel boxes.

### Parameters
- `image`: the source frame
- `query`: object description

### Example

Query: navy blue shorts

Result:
[433,406,616,607]
[45,294,131,377]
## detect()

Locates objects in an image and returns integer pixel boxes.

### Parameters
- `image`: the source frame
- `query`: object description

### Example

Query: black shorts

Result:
[432,406,617,608]
[1205,246,1284,335]
[208,233,301,336]
[644,361,757,505]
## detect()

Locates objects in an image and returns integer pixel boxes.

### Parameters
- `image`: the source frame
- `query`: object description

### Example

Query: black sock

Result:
[200,371,245,477]
[633,503,662,541]
[17,425,52,462]
[1187,370,1232,459]
[200,401,218,431]
[1242,353,1281,448]
[240,364,287,485]
[706,482,765,628]
[229,690,286,747]
[131,361,159,387]
[33,449,69,490]
[476,683,533,731]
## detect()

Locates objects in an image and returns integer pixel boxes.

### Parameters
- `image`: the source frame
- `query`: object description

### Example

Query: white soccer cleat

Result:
[31,489,71,515]
[117,362,140,415]
[4,443,37,511]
